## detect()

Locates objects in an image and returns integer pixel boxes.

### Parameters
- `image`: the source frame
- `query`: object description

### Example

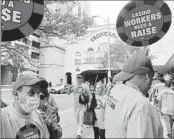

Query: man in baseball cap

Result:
[105,52,163,138]
[68,74,90,138]
[114,53,154,83]
[1,74,50,138]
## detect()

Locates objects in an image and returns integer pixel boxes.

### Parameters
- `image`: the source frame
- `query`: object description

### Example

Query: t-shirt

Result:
[157,87,174,115]
[72,83,90,108]
[94,94,106,129]
[105,84,163,138]
[1,104,49,138]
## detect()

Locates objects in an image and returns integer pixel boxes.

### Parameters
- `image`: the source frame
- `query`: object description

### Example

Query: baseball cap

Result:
[13,74,48,94]
[77,74,82,78]
[114,53,154,82]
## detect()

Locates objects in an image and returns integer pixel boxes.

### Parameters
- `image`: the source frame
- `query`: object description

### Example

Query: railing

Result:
[83,58,102,64]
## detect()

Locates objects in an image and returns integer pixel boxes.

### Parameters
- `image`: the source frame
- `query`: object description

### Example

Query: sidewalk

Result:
[59,107,169,138]
[59,108,93,138]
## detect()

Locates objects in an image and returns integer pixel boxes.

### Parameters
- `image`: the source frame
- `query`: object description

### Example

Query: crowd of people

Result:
[1,50,174,139]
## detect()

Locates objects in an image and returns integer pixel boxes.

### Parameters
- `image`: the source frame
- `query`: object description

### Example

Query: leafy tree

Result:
[100,41,157,70]
[100,40,141,69]
[38,1,94,42]
[1,42,29,73]
[1,1,94,76]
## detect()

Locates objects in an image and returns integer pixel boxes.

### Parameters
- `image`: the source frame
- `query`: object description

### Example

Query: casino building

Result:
[63,24,121,85]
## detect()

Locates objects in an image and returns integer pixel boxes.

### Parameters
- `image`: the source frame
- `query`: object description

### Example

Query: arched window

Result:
[75,52,81,65]
[98,43,108,51]
[85,47,94,63]
[96,43,108,63]
[87,47,94,51]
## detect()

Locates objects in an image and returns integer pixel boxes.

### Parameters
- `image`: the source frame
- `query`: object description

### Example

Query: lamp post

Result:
[92,16,111,78]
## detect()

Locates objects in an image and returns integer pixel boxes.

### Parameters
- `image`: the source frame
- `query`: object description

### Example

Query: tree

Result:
[1,1,94,76]
[1,41,29,72]
[38,1,94,42]
[100,40,141,69]
[100,41,157,70]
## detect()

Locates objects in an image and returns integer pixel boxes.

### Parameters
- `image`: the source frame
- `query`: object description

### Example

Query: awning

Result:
[153,54,174,74]
[80,69,121,75]
[81,70,107,74]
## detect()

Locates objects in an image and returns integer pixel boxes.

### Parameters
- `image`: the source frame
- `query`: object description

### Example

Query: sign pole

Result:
[107,18,111,78]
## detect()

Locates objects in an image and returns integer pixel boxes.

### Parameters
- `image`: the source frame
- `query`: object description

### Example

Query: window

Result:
[87,47,94,51]
[31,52,40,59]
[97,43,108,58]
[75,52,81,65]
[85,47,94,63]
[32,41,40,49]
[98,43,108,51]
[30,70,39,74]
[32,33,40,38]
[22,38,28,44]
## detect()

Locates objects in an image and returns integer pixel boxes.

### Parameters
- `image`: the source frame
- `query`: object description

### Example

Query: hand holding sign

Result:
[40,111,51,126]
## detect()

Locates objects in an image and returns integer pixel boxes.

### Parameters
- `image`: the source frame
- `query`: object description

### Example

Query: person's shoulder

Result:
[2,104,12,113]
[137,97,159,116]
[1,104,14,120]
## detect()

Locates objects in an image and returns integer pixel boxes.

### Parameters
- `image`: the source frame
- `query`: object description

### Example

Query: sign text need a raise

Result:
[1,0,31,24]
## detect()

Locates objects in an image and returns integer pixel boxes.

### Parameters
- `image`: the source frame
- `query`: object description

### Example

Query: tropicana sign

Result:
[90,31,117,42]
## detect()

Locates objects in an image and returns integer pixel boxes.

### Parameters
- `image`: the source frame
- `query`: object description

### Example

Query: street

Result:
[1,90,169,138]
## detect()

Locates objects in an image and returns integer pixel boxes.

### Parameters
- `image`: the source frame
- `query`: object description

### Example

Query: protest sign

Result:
[1,0,44,42]
[116,0,172,47]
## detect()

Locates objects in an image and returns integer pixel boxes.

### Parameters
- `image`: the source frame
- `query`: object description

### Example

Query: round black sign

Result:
[16,124,41,139]
[1,0,44,42]
[116,0,172,47]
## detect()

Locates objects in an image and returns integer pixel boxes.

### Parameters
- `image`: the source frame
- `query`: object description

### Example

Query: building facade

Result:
[39,45,65,86]
[64,24,119,84]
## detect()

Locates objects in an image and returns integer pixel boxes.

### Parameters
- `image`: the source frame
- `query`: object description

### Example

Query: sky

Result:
[89,1,128,25]
[89,1,174,65]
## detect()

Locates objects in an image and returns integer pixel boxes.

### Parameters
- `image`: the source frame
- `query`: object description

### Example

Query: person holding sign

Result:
[1,74,50,138]
[67,74,90,139]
